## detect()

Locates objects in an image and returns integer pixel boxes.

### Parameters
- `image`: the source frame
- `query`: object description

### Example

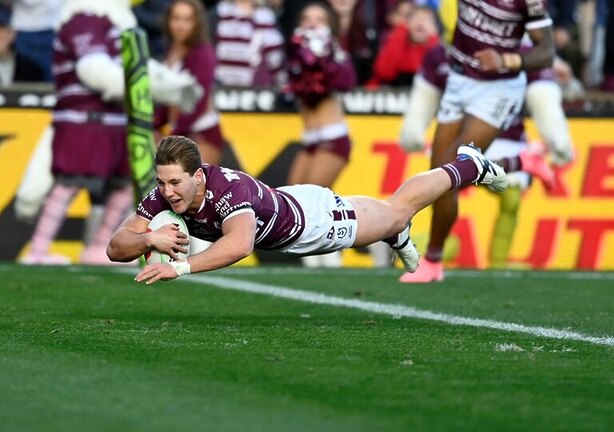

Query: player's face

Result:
[299,5,329,30]
[156,164,203,214]
[168,2,196,44]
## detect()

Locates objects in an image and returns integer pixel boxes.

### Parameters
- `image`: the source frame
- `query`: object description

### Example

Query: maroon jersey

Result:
[137,165,305,250]
[450,0,551,80]
[52,13,125,119]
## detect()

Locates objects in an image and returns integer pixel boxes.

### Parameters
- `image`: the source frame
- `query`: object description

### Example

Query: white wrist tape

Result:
[169,261,191,277]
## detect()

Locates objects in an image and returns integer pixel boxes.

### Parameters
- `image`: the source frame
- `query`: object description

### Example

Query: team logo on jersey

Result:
[206,190,214,200]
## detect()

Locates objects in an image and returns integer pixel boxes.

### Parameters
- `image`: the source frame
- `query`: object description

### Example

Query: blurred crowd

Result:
[1,0,613,102]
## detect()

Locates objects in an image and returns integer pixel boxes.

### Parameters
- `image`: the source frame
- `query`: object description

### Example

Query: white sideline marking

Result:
[186,274,614,347]
[214,267,614,280]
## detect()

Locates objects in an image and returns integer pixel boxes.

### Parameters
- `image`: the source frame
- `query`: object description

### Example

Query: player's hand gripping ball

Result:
[144,210,189,264]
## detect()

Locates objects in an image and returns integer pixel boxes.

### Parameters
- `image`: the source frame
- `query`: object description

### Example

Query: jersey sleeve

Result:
[136,188,170,221]
[210,168,256,222]
[522,0,553,30]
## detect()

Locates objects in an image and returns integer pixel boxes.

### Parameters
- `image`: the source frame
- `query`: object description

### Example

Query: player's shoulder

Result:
[137,188,170,220]
[204,165,252,192]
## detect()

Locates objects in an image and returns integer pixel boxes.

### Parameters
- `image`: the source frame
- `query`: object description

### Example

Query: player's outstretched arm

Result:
[187,212,257,273]
[134,211,257,285]
[106,213,189,262]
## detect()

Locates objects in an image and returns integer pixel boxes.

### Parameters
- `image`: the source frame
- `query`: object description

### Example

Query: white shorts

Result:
[277,184,357,255]
[437,70,527,130]
[485,138,530,189]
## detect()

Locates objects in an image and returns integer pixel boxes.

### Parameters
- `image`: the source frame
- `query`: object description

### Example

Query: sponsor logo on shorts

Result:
[337,227,348,239]
[334,195,343,207]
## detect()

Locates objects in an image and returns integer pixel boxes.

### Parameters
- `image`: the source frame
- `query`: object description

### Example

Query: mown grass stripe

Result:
[187,274,614,347]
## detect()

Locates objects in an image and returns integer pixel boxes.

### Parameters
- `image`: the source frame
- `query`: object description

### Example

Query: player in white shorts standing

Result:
[398,42,574,272]
[106,135,509,284]
[400,0,556,283]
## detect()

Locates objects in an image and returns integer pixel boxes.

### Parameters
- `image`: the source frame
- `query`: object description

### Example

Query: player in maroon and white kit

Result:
[400,0,556,283]
[400,43,574,272]
[107,135,509,285]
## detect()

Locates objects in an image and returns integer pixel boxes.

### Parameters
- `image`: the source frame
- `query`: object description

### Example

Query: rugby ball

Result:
[145,210,190,264]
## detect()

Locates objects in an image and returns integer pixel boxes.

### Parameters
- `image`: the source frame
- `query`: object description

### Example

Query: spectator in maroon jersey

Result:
[213,0,286,88]
[156,0,227,166]
[106,135,508,284]
[285,0,356,267]
[367,5,439,88]
[400,0,556,283]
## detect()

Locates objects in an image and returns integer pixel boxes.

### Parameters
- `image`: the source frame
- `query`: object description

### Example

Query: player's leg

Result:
[423,119,464,263]
[484,138,528,268]
[196,140,223,166]
[399,116,501,281]
[81,180,133,265]
[348,144,507,272]
[20,180,79,264]
[402,72,525,282]
[287,149,313,185]
[193,125,224,166]
[303,144,348,188]
[489,185,522,268]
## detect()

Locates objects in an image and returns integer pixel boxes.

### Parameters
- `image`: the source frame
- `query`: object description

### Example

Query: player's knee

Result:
[388,211,410,235]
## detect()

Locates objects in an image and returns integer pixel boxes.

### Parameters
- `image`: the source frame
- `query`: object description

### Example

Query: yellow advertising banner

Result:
[2,110,613,269]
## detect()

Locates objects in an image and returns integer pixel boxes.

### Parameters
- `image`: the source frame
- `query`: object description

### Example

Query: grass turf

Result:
[0,264,613,431]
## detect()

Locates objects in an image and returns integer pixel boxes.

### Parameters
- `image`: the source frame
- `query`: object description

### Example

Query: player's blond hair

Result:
[156,135,202,175]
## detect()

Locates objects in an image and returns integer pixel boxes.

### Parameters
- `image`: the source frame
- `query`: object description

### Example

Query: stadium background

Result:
[1,87,613,270]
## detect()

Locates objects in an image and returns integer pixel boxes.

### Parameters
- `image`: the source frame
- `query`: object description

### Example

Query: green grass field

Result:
[1,264,613,432]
